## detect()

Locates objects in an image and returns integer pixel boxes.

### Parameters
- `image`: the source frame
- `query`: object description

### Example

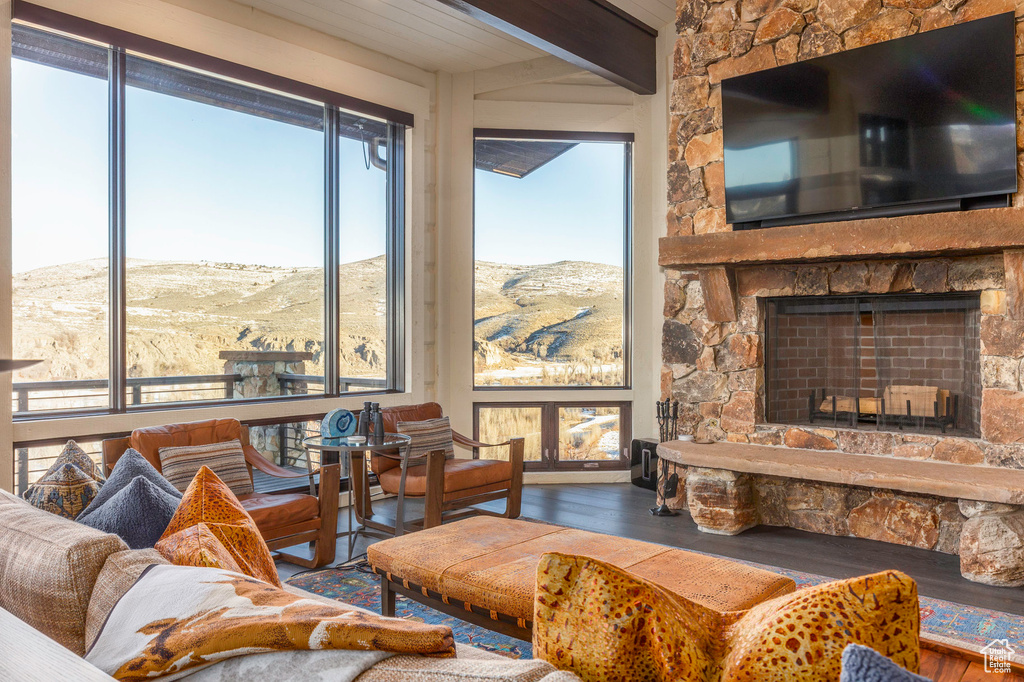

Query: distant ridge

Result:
[13,257,622,386]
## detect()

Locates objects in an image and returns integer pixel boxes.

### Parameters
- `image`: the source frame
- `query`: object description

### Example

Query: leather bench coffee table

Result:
[366,517,796,640]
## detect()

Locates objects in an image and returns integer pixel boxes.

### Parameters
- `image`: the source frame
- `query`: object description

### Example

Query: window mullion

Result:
[108,46,127,413]
[545,402,557,470]
[622,142,633,391]
[386,123,406,392]
[324,106,340,396]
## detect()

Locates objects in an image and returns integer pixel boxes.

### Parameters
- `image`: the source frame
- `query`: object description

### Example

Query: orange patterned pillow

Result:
[158,466,281,587]
[156,522,244,574]
[533,553,919,682]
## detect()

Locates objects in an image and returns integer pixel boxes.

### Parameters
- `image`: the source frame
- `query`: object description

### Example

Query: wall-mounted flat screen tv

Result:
[722,12,1017,229]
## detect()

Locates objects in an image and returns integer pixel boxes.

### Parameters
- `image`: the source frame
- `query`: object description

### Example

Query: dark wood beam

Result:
[433,0,658,95]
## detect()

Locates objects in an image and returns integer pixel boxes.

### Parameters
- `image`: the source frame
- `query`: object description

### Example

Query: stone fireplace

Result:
[658,0,1024,585]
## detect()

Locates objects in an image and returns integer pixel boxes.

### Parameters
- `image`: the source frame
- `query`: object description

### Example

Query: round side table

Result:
[302,433,413,560]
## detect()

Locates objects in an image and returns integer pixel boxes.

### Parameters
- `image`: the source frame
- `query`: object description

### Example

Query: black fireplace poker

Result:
[650,399,681,517]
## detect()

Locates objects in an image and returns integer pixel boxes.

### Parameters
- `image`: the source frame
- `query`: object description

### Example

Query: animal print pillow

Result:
[533,552,920,682]
[156,522,244,575]
[158,466,279,587]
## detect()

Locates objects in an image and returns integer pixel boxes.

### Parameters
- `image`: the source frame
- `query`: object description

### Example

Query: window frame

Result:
[473,401,631,471]
[470,128,634,392]
[10,15,409,419]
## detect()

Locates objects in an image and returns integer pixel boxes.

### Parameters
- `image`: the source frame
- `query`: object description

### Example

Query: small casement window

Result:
[474,402,631,471]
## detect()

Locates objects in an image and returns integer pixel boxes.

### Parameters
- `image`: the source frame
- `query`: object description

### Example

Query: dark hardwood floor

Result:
[278,482,1024,617]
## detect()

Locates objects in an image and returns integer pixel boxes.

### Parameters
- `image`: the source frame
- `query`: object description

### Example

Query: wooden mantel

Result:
[660,207,1024,269]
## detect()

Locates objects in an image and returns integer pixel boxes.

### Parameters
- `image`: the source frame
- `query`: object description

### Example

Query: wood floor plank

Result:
[960,661,1023,681]
[920,649,970,682]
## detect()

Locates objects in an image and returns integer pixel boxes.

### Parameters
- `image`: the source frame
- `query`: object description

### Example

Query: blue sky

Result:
[12,59,385,273]
[13,58,627,274]
[474,142,626,266]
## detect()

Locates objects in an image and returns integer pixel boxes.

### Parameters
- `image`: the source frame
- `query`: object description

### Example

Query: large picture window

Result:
[11,23,406,414]
[473,132,631,389]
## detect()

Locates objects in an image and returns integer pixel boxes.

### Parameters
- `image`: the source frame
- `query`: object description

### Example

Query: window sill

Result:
[11,390,419,445]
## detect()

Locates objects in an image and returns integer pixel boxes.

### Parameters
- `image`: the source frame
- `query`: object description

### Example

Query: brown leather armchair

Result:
[101,418,339,568]
[352,402,524,531]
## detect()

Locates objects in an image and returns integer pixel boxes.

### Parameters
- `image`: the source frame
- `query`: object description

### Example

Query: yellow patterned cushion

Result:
[533,553,919,682]
[22,440,105,519]
[158,466,281,587]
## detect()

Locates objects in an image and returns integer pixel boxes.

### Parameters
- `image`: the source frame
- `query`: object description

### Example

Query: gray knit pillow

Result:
[840,644,932,682]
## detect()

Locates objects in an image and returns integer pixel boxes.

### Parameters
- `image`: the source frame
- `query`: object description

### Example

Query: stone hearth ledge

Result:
[657,440,1024,505]
[657,440,1024,585]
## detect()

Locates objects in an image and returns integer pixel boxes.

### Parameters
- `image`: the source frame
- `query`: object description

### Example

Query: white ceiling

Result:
[238,0,676,74]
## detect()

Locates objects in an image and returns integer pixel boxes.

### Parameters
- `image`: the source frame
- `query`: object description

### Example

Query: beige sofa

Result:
[0,490,577,681]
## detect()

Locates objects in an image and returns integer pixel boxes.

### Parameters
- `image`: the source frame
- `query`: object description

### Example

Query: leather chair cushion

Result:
[376,458,512,497]
[367,517,797,621]
[130,419,245,472]
[238,492,321,531]
[381,403,444,432]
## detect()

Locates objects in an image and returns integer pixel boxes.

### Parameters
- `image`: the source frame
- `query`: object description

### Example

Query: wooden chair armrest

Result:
[243,446,317,479]
[452,430,511,449]
[317,463,340,508]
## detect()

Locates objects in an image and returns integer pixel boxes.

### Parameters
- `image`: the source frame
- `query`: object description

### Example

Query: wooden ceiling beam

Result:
[432,0,658,95]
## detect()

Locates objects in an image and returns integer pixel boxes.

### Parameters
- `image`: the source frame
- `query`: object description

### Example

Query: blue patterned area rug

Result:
[288,564,533,658]
[287,557,1023,662]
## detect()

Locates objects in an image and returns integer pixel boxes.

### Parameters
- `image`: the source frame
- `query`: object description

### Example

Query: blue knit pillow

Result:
[77,448,180,523]
[77,448,183,549]
[78,476,181,549]
[840,644,932,682]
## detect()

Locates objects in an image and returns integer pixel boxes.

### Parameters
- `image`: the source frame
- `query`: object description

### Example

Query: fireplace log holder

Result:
[808,389,959,433]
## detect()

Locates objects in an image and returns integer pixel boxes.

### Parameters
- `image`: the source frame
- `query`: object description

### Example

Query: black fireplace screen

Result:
[765,293,981,436]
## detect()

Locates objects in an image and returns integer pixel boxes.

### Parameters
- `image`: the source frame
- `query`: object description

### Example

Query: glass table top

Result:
[302,432,411,450]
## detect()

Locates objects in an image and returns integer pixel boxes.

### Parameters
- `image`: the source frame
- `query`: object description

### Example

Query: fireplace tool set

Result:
[650,399,681,517]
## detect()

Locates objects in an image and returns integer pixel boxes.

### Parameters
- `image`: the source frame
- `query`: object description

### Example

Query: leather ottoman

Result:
[366,517,796,640]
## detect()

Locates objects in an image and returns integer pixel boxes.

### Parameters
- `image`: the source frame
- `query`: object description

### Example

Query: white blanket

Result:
[86,564,454,680]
